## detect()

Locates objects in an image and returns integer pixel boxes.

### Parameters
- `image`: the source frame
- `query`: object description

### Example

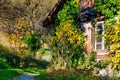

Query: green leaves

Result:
[50,20,84,69]
[57,0,79,22]
[104,10,120,69]
[23,33,41,53]
[94,0,120,19]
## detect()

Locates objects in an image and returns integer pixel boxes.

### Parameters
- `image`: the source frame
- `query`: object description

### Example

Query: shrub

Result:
[78,52,96,69]
[96,60,108,69]
[50,21,84,69]
[23,33,41,57]
[0,57,10,69]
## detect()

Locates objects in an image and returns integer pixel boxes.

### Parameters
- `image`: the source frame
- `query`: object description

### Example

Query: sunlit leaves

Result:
[54,0,79,27]
[50,21,84,69]
[4,19,29,45]
[94,0,120,19]
[110,52,120,69]
[104,10,120,69]
[55,21,84,45]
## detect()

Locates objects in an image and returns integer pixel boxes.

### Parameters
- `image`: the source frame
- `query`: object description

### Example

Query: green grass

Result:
[0,68,46,80]
[38,49,51,56]
[21,67,46,74]
[0,69,24,80]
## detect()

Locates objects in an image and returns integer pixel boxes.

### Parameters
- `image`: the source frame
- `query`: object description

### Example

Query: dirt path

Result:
[15,73,38,80]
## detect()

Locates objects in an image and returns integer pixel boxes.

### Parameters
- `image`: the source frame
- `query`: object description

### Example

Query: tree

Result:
[0,0,57,54]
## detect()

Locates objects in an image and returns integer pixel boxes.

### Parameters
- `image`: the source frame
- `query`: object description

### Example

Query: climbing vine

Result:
[104,10,120,69]
[94,0,120,19]
[50,21,84,69]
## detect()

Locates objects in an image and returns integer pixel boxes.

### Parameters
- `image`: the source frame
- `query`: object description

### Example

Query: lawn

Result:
[0,68,46,80]
[20,67,46,74]
[0,69,23,80]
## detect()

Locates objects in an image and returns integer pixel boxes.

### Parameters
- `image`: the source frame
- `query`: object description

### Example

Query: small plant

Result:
[97,60,108,69]
[23,32,41,57]
[78,52,96,69]
[0,57,10,69]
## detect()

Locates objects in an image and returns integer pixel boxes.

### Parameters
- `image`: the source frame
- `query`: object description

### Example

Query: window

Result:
[95,21,106,50]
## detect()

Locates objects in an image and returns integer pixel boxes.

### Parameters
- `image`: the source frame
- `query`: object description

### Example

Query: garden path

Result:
[15,73,38,80]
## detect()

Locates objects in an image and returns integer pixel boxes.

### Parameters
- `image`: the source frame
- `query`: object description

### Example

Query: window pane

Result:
[97,29,102,34]
[96,35,102,42]
[97,23,102,30]
[96,23,103,34]
[96,44,102,50]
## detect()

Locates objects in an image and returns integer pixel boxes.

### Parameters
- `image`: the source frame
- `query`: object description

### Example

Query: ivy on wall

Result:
[94,0,120,19]
[104,10,120,69]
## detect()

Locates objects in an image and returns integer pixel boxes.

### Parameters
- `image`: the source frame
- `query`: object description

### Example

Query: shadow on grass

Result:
[0,44,50,69]
[0,69,23,80]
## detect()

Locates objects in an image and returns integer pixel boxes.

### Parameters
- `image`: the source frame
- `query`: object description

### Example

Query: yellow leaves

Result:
[111,52,120,69]
[104,10,120,69]
[3,18,31,50]
[68,38,74,44]
[118,10,120,22]
[54,21,84,45]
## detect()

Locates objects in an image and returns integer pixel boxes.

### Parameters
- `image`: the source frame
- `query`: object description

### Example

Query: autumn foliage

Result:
[50,21,84,69]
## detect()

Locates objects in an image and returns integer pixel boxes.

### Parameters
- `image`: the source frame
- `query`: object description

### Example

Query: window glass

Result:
[96,35,102,42]
[96,44,102,50]
[95,22,106,50]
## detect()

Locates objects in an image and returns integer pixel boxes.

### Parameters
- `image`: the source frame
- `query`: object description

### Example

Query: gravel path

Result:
[17,73,38,80]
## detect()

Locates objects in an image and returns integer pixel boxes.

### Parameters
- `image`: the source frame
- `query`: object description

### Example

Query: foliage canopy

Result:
[104,10,120,69]
[94,0,120,19]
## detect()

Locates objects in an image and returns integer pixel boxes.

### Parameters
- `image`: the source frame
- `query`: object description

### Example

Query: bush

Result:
[96,60,108,69]
[0,57,10,69]
[23,33,41,56]
[50,21,84,69]
[78,52,96,69]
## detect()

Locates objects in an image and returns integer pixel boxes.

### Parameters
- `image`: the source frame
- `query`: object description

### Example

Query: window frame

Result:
[95,21,106,50]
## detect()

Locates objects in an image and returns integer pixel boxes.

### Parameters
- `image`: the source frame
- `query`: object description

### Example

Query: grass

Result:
[38,49,51,56]
[0,68,46,80]
[0,69,24,80]
[21,67,46,74]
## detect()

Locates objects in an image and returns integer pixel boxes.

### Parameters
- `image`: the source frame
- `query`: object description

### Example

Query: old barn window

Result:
[95,21,106,50]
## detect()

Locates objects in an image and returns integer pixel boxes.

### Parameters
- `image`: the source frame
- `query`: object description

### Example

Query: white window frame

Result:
[95,21,106,50]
